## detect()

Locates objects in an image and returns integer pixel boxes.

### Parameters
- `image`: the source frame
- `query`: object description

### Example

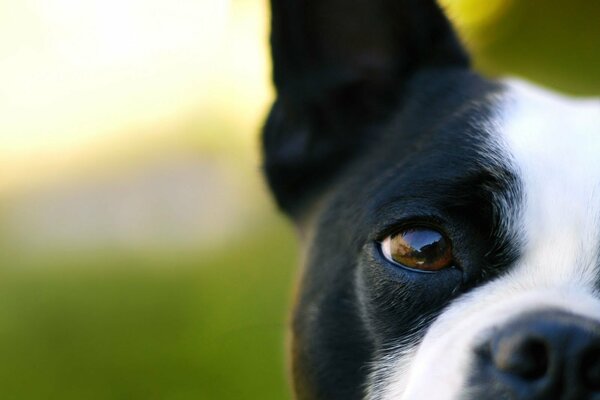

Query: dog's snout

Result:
[472,310,600,399]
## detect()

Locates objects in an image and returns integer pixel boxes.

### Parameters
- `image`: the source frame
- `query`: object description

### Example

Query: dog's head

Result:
[262,1,600,399]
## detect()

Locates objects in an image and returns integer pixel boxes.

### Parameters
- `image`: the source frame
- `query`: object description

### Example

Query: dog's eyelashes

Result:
[380,227,453,272]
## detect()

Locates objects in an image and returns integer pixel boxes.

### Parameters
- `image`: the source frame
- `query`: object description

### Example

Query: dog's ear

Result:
[263,0,469,216]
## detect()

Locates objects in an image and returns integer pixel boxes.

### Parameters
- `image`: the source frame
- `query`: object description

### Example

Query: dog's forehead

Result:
[500,79,600,287]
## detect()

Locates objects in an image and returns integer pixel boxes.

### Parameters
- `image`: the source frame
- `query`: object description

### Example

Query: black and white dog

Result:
[262,0,600,399]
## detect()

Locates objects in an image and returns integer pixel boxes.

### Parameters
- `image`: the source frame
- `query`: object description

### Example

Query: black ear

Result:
[263,0,469,216]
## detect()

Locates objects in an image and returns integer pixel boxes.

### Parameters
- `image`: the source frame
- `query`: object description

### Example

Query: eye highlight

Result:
[380,227,453,272]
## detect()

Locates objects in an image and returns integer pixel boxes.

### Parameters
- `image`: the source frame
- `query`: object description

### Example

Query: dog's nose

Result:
[475,310,600,399]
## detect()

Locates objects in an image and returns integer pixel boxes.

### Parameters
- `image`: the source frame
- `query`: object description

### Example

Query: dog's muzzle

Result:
[467,310,600,399]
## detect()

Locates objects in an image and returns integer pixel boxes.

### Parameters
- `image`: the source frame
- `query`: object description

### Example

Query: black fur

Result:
[263,0,468,216]
[262,1,523,399]
[286,70,522,399]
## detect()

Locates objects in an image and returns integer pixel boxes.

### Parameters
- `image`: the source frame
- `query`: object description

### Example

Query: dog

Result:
[262,1,600,399]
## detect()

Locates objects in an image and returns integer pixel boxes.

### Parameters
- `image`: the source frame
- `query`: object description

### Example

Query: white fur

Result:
[370,80,600,400]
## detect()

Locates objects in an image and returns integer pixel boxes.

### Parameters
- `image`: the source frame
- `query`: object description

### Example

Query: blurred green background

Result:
[0,1,599,399]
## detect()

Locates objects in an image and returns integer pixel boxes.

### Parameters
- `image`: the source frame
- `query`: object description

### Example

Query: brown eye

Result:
[380,227,453,272]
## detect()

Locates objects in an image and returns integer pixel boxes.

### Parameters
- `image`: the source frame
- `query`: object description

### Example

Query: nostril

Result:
[581,347,600,391]
[494,335,549,380]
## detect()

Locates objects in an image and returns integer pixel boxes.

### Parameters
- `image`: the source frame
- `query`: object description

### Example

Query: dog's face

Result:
[263,1,600,399]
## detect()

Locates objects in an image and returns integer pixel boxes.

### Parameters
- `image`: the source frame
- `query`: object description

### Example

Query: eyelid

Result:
[368,202,448,240]
[374,217,449,243]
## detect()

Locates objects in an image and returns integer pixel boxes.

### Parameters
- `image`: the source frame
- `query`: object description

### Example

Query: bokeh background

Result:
[1,1,599,399]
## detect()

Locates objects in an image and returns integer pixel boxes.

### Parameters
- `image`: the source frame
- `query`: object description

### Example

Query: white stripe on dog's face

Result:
[371,80,600,400]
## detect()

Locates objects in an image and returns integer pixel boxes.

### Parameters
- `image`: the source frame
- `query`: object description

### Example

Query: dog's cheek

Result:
[355,246,463,345]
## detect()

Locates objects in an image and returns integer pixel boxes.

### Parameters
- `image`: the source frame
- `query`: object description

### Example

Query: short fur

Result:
[262,1,600,399]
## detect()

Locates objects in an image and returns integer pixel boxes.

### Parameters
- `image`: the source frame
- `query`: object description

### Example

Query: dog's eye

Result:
[380,228,453,272]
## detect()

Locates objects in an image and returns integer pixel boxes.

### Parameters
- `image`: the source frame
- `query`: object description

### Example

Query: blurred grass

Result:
[0,220,296,400]
[444,0,600,95]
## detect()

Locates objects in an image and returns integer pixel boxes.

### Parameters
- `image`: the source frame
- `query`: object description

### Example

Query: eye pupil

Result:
[382,228,452,272]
